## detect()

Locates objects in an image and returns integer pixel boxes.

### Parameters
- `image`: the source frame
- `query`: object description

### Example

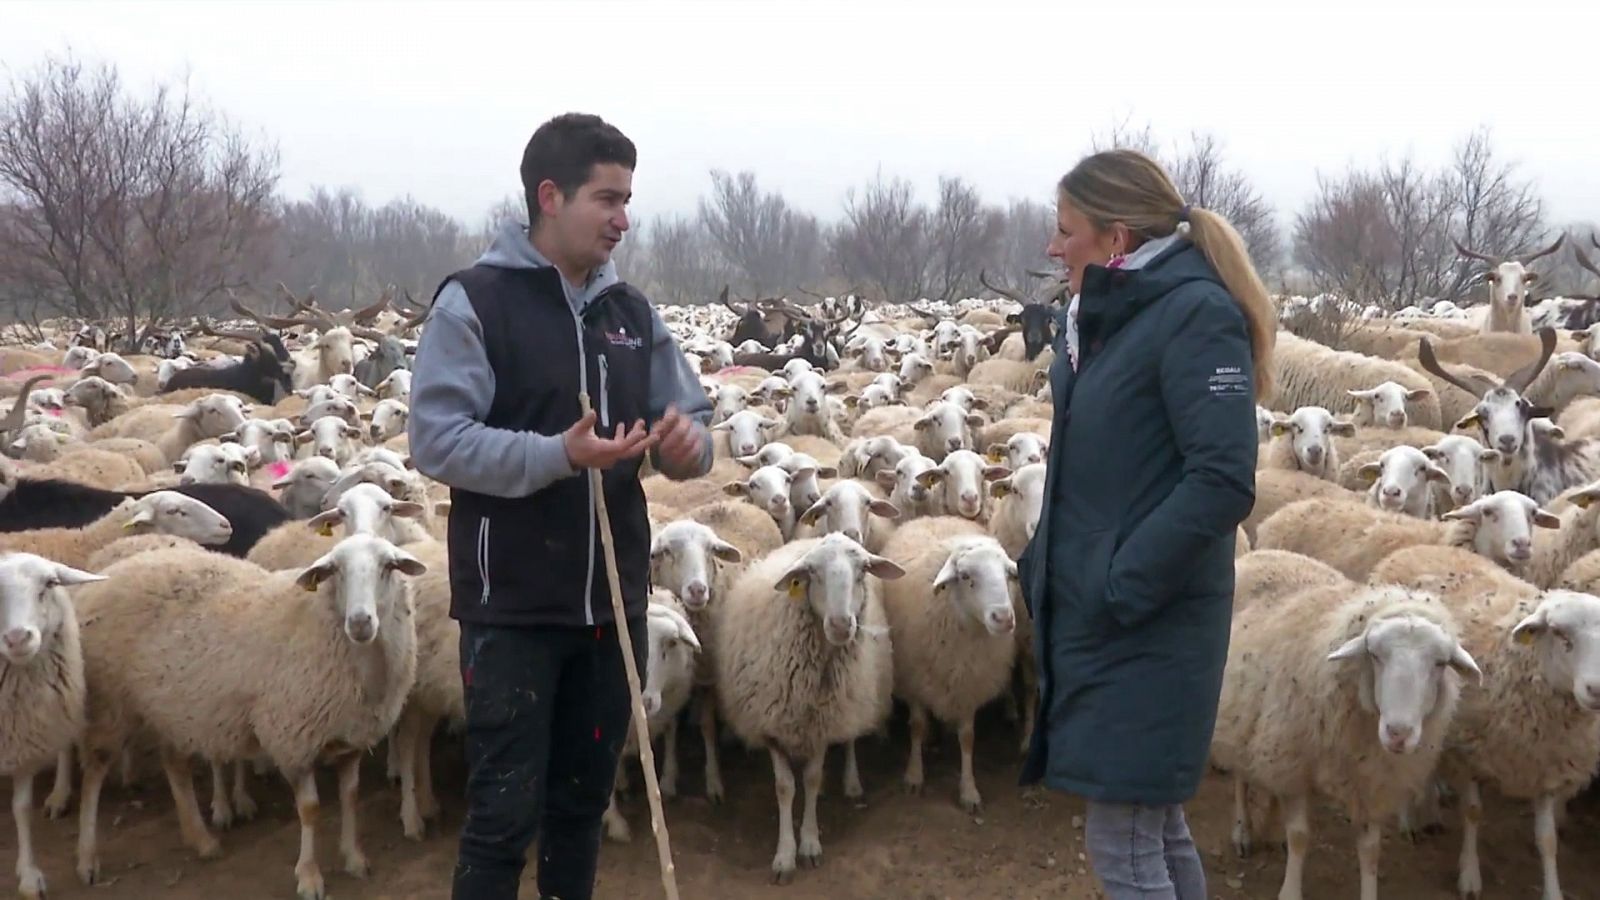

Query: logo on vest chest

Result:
[604,325,644,350]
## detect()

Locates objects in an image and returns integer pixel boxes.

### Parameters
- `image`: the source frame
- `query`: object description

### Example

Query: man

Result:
[408,112,713,900]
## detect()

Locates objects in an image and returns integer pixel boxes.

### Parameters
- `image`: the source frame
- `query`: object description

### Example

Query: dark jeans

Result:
[451,618,646,900]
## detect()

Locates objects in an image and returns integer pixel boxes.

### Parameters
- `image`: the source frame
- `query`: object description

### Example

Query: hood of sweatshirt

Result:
[477,218,621,314]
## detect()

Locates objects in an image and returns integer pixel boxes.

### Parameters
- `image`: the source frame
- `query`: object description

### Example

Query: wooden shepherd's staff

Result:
[579,393,680,900]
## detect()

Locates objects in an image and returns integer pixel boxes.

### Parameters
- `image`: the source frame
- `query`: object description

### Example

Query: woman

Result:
[1016,149,1275,899]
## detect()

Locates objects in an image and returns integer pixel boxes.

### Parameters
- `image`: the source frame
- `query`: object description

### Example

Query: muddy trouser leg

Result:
[536,618,646,900]
[1084,800,1208,900]
[451,622,566,900]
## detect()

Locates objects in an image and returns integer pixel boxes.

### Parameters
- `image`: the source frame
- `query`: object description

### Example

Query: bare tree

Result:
[646,214,730,305]
[0,56,279,341]
[1292,170,1398,303]
[697,170,821,295]
[269,188,470,305]
[830,171,929,302]
[1168,132,1282,275]
[922,176,1004,301]
[1439,126,1547,301]
[990,198,1057,293]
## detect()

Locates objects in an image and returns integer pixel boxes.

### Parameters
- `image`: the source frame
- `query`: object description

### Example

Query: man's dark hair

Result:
[521,113,636,227]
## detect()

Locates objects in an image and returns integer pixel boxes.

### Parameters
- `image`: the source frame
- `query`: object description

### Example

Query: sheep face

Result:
[710,385,750,425]
[10,422,68,461]
[918,450,1009,520]
[323,461,418,510]
[314,327,357,378]
[307,482,424,541]
[64,376,128,424]
[298,384,340,407]
[916,400,983,456]
[1459,386,1549,459]
[849,383,899,414]
[273,456,341,518]
[376,369,412,402]
[0,553,104,664]
[1271,407,1354,472]
[990,463,1047,541]
[327,372,374,402]
[1359,446,1447,515]
[877,453,939,518]
[1423,435,1497,508]
[1510,590,1600,712]
[650,521,741,611]
[724,465,797,524]
[991,432,1047,470]
[63,346,99,370]
[779,453,833,512]
[295,533,425,644]
[367,399,410,443]
[897,353,934,384]
[301,396,362,428]
[869,373,903,398]
[850,436,911,481]
[224,418,295,466]
[1443,491,1562,566]
[931,322,962,359]
[642,603,701,718]
[799,481,899,547]
[176,444,250,486]
[846,336,889,372]
[713,409,778,459]
[773,532,905,646]
[298,416,363,464]
[1549,353,1600,403]
[1349,381,1427,429]
[1327,603,1481,754]
[934,538,1018,636]
[939,386,988,415]
[753,376,791,411]
[781,358,815,380]
[787,371,841,420]
[739,441,793,470]
[82,352,137,386]
[178,394,250,438]
[124,491,234,546]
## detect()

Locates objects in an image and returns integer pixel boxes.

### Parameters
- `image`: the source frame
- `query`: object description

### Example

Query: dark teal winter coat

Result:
[1017,238,1258,806]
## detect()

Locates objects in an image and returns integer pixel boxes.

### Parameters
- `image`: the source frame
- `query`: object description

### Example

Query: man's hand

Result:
[564,411,656,470]
[653,405,704,473]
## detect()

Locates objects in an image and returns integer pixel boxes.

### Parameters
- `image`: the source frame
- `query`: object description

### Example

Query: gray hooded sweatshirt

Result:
[407,219,712,498]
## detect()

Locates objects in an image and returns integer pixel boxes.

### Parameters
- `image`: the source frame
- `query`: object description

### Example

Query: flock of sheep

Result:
[2,242,1600,900]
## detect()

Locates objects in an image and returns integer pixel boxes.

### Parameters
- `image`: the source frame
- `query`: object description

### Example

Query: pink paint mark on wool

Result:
[267,460,292,480]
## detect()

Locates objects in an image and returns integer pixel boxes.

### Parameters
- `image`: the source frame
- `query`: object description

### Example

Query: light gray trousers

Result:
[1083,801,1207,899]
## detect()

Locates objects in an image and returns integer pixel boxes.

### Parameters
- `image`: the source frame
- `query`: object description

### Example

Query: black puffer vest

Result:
[436,265,655,627]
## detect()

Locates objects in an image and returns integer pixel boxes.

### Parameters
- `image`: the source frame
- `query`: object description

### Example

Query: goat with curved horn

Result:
[978,268,1024,303]
[1417,337,1501,398]
[1519,235,1566,267]
[1504,326,1558,393]
[0,374,52,437]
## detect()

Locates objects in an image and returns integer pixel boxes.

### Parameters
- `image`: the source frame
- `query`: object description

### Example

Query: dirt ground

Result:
[5,707,1599,899]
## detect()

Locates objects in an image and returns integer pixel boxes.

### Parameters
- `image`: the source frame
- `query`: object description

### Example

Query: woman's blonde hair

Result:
[1058,149,1276,402]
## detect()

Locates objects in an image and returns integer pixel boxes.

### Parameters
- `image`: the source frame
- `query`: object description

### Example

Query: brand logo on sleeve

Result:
[605,325,644,350]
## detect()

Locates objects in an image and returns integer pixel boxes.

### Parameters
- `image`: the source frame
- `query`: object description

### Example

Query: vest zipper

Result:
[569,295,597,628]
[598,354,612,429]
[477,515,491,605]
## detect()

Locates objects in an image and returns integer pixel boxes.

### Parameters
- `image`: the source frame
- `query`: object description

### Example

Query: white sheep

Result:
[880,521,1017,812]
[375,369,412,402]
[1264,406,1355,480]
[987,431,1047,471]
[602,595,702,842]
[327,372,376,402]
[1255,492,1560,582]
[723,464,802,539]
[987,462,1046,560]
[175,443,252,486]
[874,451,941,521]
[1422,434,1496,512]
[89,393,250,463]
[365,399,409,444]
[1370,546,1600,900]
[296,415,364,465]
[776,370,847,443]
[1,553,106,900]
[912,399,984,462]
[72,535,426,898]
[713,533,904,883]
[1211,581,1480,900]
[712,408,780,459]
[916,449,1009,523]
[221,417,296,467]
[0,491,233,569]
[796,479,899,552]
[1348,381,1431,429]
[1355,445,1448,518]
[272,456,341,519]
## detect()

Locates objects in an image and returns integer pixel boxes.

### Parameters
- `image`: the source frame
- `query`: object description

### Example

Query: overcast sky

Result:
[5,0,1597,238]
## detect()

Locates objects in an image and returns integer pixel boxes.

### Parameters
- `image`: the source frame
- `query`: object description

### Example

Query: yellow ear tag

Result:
[987,451,1004,463]
[787,579,804,599]
[1514,629,1536,646]
[317,522,334,537]
[121,520,137,530]
[303,577,320,593]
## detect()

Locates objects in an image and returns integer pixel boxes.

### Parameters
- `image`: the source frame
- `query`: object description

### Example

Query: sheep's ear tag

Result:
[317,521,334,537]
[1514,628,1536,646]
[986,449,1005,463]
[121,520,136,530]
[303,573,322,593]
[787,578,804,600]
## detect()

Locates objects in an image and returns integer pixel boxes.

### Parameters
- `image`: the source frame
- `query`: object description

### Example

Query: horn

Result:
[1572,240,1600,281]
[979,268,1025,303]
[198,316,264,343]
[1418,337,1496,398]
[230,291,320,330]
[719,285,748,317]
[1451,238,1499,265]
[1,374,52,435]
[348,285,393,324]
[1519,235,1565,267]
[1504,327,1558,394]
